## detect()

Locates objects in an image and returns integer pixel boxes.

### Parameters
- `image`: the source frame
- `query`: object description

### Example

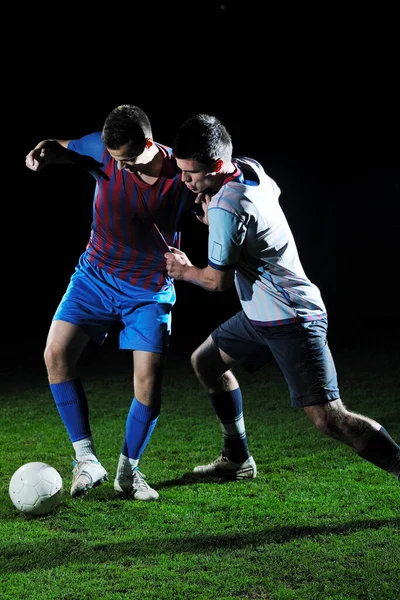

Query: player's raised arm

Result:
[25,139,109,180]
[25,139,73,171]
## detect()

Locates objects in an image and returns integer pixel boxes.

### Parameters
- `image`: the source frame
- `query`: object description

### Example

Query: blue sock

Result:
[50,378,91,443]
[122,398,160,460]
[208,388,250,463]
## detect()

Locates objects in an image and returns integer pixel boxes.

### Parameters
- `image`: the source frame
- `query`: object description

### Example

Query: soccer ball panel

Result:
[35,479,52,497]
[9,462,63,517]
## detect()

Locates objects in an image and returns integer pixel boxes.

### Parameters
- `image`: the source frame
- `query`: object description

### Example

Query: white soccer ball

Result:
[9,462,63,517]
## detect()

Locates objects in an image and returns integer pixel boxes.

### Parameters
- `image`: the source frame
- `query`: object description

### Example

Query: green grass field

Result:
[1,342,399,599]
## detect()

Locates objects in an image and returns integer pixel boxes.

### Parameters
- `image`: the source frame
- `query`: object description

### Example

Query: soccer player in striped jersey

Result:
[25,105,196,500]
[165,113,400,485]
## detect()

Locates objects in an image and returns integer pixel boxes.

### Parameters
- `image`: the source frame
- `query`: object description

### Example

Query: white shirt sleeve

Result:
[207,207,247,269]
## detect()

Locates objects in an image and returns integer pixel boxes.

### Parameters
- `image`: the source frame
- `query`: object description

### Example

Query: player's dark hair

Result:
[172,114,233,165]
[101,105,153,154]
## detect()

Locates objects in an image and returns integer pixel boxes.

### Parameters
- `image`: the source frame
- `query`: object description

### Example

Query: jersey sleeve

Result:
[67,132,105,162]
[207,207,246,270]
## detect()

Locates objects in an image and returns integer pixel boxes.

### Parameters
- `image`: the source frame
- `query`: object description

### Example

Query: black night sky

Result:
[4,4,399,372]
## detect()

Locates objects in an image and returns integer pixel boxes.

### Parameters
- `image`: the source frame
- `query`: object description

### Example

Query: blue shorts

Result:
[53,254,176,353]
[211,311,340,407]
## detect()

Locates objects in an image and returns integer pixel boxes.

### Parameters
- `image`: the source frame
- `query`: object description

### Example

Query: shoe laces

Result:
[72,458,99,468]
[132,470,151,491]
[211,452,228,466]
[72,458,82,472]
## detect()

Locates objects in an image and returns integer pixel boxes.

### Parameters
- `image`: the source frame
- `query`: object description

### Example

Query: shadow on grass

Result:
[156,472,249,487]
[2,516,400,573]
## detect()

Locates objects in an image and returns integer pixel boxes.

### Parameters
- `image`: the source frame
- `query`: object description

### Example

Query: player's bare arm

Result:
[164,248,234,292]
[25,139,109,180]
[25,139,73,171]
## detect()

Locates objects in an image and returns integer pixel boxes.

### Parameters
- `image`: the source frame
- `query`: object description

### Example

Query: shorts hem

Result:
[120,344,168,354]
[292,392,340,408]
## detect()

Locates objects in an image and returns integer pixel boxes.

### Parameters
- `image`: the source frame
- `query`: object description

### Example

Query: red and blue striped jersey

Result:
[68,133,195,290]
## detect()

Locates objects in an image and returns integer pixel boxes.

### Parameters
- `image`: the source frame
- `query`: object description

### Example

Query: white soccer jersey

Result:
[207,157,327,326]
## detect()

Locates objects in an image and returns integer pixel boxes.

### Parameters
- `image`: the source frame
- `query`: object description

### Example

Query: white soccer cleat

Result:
[70,460,108,498]
[194,452,257,479]
[114,469,159,501]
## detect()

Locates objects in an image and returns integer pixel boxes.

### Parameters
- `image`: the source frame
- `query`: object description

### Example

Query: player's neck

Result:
[223,161,236,175]
[137,148,164,183]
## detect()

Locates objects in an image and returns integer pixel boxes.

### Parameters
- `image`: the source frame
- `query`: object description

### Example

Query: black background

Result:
[4,3,399,371]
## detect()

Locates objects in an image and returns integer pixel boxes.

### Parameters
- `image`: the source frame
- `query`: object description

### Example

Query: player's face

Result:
[108,142,150,172]
[176,159,216,194]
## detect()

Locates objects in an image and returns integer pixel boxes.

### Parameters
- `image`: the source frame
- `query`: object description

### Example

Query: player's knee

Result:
[304,400,346,437]
[191,338,226,385]
[314,413,331,435]
[44,341,68,374]
[304,404,332,435]
[190,349,203,377]
[190,348,216,382]
[44,343,55,370]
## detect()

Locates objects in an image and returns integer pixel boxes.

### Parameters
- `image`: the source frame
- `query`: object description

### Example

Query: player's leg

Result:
[114,285,174,500]
[269,317,400,483]
[190,314,265,479]
[45,319,109,497]
[46,256,119,497]
[114,350,163,500]
[303,400,400,480]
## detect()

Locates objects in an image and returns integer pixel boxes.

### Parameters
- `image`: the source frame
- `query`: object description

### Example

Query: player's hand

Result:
[25,140,109,180]
[193,191,212,225]
[164,247,193,279]
[25,140,61,172]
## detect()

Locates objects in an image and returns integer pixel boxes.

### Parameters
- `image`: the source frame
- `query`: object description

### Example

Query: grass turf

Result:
[1,342,399,599]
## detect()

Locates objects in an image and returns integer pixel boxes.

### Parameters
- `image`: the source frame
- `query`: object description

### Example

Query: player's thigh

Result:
[120,291,174,354]
[53,261,117,346]
[266,319,340,407]
[209,311,273,373]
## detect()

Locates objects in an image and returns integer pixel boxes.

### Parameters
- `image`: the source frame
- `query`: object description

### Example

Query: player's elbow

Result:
[207,271,234,292]
[218,279,234,292]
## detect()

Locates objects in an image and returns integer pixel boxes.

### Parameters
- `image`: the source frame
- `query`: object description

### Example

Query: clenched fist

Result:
[164,248,193,280]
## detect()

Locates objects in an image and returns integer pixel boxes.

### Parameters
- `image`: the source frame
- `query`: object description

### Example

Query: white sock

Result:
[73,436,98,462]
[117,453,139,473]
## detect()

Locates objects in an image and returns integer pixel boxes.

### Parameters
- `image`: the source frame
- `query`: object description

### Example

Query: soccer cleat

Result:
[193,452,257,479]
[114,469,159,501]
[70,459,109,498]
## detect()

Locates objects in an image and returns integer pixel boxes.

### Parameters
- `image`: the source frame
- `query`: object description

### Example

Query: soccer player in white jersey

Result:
[165,113,400,484]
